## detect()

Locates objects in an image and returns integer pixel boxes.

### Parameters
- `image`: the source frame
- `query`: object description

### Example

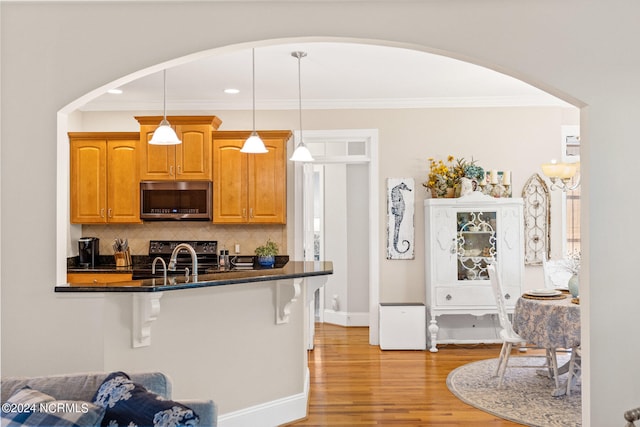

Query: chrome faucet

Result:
[152,256,167,283]
[168,243,198,281]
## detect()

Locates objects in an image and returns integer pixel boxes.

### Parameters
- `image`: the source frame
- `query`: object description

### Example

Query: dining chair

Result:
[487,263,560,389]
[566,346,581,396]
[542,254,572,289]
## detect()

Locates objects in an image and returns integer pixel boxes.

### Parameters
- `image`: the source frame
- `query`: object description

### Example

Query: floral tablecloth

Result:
[512,296,581,349]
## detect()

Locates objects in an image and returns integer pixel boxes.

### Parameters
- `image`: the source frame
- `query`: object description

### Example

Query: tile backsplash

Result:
[82,222,287,257]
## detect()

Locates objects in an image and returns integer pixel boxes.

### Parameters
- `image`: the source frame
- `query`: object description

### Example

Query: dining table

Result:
[512,290,581,396]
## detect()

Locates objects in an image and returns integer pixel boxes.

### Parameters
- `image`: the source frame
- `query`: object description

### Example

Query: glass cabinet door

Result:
[456,211,496,280]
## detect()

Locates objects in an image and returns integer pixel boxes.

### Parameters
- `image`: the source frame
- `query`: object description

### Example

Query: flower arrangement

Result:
[424,155,458,197]
[459,160,485,182]
[562,250,581,275]
[423,156,485,197]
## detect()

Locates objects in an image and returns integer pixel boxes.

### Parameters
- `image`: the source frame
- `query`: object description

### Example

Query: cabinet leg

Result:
[428,318,439,352]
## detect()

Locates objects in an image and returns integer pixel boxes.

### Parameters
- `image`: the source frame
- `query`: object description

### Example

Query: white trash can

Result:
[379,303,426,350]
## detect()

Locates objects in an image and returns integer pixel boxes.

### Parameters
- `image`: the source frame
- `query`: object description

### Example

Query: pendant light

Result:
[149,69,181,145]
[241,49,268,153]
[290,51,314,162]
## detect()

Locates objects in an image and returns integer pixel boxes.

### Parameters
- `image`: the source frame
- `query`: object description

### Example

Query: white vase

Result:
[568,273,579,297]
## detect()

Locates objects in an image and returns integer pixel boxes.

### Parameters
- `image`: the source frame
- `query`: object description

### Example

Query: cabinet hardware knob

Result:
[107,208,112,218]
[505,293,511,300]
[446,294,452,301]
[170,166,174,176]
[242,208,247,218]
[177,165,181,175]
[100,208,105,218]
[250,208,254,218]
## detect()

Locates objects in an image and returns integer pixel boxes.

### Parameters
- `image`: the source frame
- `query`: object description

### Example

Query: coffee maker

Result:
[78,237,100,268]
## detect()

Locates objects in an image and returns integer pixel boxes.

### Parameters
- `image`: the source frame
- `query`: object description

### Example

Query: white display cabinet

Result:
[424,192,524,352]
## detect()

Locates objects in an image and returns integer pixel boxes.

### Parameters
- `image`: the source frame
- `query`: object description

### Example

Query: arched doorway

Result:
[57,38,578,349]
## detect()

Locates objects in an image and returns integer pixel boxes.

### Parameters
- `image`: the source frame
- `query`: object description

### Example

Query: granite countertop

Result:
[56,261,333,293]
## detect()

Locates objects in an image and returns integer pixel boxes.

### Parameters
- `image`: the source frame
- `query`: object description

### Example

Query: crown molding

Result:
[79,95,571,112]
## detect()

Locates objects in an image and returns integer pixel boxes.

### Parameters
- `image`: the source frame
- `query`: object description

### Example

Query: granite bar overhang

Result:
[56,261,333,293]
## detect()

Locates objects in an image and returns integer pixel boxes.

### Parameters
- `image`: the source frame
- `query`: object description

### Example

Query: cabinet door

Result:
[107,139,141,223]
[138,124,176,180]
[248,137,286,223]
[430,207,457,285]
[175,124,212,180]
[497,205,524,287]
[70,140,107,223]
[456,210,497,281]
[213,139,247,223]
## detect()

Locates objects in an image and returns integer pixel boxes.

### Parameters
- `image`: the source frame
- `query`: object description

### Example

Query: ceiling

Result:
[80,42,571,112]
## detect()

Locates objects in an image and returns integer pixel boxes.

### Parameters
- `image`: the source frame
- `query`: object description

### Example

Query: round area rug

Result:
[446,357,581,427]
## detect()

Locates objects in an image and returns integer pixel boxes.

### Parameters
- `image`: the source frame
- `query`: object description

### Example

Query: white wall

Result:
[323,164,348,318]
[100,282,305,415]
[3,1,638,424]
[322,163,370,325]
[346,164,369,314]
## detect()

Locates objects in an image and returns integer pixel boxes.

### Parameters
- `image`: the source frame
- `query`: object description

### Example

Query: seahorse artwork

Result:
[386,178,415,259]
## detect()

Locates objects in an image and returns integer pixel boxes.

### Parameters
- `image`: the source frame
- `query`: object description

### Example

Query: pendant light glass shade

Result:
[150,70,181,145]
[242,131,268,153]
[290,51,314,162]
[241,49,268,154]
[289,142,314,162]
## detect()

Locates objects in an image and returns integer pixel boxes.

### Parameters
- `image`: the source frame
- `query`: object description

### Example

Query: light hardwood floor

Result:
[282,323,522,426]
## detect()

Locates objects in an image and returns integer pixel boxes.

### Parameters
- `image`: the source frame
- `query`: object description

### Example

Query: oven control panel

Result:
[148,240,218,256]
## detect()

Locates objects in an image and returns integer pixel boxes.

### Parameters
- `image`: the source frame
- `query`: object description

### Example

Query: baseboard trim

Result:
[217,369,309,427]
[323,309,369,327]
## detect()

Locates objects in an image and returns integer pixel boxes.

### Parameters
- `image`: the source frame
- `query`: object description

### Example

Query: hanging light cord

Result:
[252,48,257,132]
[297,53,303,143]
[162,69,168,121]
[292,51,307,144]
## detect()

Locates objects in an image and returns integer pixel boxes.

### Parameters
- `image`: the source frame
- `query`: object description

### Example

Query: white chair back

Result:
[487,263,517,338]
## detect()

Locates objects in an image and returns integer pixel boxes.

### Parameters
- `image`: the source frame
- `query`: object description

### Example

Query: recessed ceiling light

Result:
[107,89,123,95]
[224,88,240,94]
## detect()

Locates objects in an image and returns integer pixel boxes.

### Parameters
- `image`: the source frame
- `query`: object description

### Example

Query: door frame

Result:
[292,129,380,345]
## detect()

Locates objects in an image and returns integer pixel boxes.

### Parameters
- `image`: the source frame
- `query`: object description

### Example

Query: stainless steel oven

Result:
[140,181,212,221]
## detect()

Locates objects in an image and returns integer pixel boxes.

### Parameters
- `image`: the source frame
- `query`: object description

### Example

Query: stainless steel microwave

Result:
[140,181,212,221]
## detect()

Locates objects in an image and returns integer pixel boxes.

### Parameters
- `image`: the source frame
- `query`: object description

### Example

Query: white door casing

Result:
[293,129,380,345]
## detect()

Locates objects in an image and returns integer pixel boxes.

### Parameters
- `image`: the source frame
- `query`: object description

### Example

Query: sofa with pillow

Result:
[1,371,217,427]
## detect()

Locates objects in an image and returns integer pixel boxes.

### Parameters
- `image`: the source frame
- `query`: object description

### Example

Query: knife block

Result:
[114,248,131,267]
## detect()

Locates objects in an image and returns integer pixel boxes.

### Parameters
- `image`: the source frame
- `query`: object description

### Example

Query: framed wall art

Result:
[386,178,415,259]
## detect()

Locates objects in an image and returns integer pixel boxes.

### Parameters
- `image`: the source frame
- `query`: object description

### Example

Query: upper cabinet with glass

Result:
[424,192,524,352]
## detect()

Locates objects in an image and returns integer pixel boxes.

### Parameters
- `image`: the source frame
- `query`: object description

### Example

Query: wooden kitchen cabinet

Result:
[136,116,222,181]
[67,272,133,284]
[213,130,291,224]
[69,133,141,224]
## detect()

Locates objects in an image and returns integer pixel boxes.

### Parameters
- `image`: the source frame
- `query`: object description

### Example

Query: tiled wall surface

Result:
[82,222,287,257]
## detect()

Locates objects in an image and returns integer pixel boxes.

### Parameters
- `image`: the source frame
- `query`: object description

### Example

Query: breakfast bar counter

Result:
[56,260,331,357]
[54,261,331,423]
[56,261,333,292]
